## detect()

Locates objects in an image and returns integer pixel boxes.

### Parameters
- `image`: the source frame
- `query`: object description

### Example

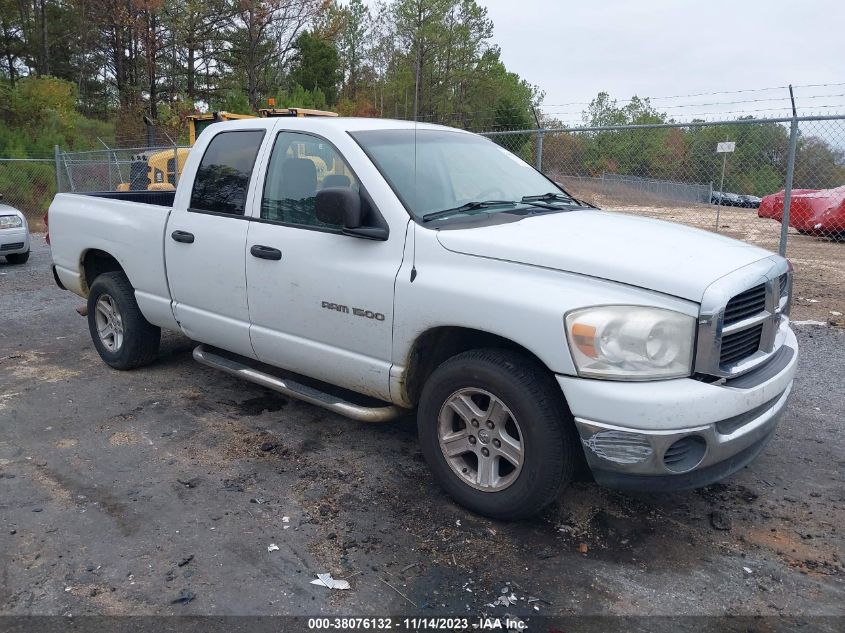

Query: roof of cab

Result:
[206,115,471,135]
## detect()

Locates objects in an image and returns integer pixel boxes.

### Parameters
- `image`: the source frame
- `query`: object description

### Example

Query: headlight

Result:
[565,306,695,380]
[155,169,164,183]
[0,215,23,229]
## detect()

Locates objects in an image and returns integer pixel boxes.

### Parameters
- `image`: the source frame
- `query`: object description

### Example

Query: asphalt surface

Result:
[1,238,844,626]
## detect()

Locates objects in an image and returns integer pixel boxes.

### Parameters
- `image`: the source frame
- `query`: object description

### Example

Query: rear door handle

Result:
[250,245,282,261]
[171,230,195,244]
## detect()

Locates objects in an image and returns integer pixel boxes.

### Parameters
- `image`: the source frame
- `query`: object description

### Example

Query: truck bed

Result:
[48,191,177,330]
[82,190,176,207]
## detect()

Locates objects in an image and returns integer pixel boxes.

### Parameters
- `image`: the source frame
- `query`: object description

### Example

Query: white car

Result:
[46,117,797,519]
[0,196,31,264]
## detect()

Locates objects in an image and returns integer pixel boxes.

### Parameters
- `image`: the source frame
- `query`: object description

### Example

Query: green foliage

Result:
[2,1,840,205]
[542,92,845,196]
[214,90,254,115]
[289,32,342,106]
[0,76,76,128]
[489,96,533,159]
[0,161,55,222]
[793,136,845,189]
[337,0,370,98]
[0,76,113,156]
[267,86,329,110]
[0,76,112,220]
[0,0,541,143]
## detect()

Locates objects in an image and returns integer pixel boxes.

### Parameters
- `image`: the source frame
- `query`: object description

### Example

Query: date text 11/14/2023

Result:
[307,616,528,630]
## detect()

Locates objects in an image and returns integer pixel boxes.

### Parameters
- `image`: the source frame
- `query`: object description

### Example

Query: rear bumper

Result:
[51,264,66,290]
[557,327,798,491]
[0,227,30,255]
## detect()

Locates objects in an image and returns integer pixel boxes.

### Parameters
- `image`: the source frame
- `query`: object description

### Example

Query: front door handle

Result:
[250,245,282,261]
[171,230,195,244]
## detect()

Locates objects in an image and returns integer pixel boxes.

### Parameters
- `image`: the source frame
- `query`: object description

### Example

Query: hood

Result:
[0,204,24,219]
[435,210,772,302]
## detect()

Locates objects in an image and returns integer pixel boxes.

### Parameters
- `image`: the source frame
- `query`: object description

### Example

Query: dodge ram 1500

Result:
[48,116,798,519]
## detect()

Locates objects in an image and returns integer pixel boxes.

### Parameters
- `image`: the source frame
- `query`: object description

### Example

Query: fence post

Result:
[173,144,179,187]
[534,130,544,172]
[779,90,799,258]
[53,145,61,193]
[107,149,114,191]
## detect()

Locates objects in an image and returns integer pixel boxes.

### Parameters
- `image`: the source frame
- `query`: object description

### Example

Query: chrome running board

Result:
[192,345,405,423]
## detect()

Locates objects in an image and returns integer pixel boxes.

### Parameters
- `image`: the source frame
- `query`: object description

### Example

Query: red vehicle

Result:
[758,185,845,236]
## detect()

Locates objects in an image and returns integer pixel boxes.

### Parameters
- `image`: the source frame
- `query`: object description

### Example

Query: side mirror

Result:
[315,187,362,228]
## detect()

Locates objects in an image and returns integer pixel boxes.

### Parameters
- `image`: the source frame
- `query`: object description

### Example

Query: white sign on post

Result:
[716,141,736,153]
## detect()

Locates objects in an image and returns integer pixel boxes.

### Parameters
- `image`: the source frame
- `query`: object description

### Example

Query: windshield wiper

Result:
[521,192,580,205]
[422,200,516,222]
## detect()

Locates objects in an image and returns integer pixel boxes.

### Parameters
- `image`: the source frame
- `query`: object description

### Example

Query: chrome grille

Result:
[695,257,792,379]
[1,242,24,251]
[720,323,763,365]
[723,284,766,325]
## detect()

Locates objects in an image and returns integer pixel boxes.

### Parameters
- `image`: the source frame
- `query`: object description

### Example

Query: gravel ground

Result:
[1,238,843,628]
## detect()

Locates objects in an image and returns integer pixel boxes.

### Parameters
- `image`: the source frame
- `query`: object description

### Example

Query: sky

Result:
[477,0,845,123]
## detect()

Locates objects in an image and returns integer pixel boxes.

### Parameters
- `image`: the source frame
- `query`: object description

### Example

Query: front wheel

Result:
[417,349,579,520]
[87,271,161,370]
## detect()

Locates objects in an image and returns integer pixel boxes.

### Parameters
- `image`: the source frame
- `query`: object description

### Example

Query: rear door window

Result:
[190,130,265,216]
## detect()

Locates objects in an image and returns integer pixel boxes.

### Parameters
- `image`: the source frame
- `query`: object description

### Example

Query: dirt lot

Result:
[1,239,844,630]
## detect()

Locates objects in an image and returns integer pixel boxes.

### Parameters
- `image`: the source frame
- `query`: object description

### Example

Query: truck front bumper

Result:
[0,227,30,255]
[557,327,798,491]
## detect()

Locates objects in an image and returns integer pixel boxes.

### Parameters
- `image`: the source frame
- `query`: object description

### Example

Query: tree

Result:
[794,136,845,189]
[0,0,552,153]
[392,0,449,120]
[162,0,232,104]
[228,0,325,109]
[289,31,340,105]
[0,0,25,85]
[338,0,369,98]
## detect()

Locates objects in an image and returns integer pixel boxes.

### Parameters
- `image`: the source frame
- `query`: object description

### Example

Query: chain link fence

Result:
[55,146,189,194]
[483,114,845,322]
[0,145,187,230]
[2,114,843,321]
[0,157,56,230]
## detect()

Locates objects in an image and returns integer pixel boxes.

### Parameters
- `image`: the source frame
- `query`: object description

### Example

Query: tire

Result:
[417,348,579,520]
[5,250,29,264]
[87,271,160,370]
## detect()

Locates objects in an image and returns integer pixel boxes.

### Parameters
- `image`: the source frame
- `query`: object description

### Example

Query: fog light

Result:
[663,436,706,473]
[583,430,653,464]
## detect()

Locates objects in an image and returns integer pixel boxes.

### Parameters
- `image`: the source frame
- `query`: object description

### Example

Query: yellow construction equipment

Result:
[187,111,257,145]
[258,107,338,119]
[118,107,339,191]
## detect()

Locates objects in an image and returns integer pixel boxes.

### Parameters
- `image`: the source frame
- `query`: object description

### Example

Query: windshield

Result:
[351,129,581,222]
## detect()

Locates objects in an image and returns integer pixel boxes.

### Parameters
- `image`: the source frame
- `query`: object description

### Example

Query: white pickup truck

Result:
[48,117,798,519]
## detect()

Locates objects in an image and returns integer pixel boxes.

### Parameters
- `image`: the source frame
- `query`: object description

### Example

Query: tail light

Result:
[44,211,50,245]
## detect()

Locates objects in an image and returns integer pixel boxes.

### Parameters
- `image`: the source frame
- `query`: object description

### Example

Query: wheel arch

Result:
[401,326,556,408]
[80,249,128,295]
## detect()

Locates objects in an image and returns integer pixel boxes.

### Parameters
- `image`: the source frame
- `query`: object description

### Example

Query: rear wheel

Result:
[417,348,579,520]
[87,271,160,370]
[5,250,29,264]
